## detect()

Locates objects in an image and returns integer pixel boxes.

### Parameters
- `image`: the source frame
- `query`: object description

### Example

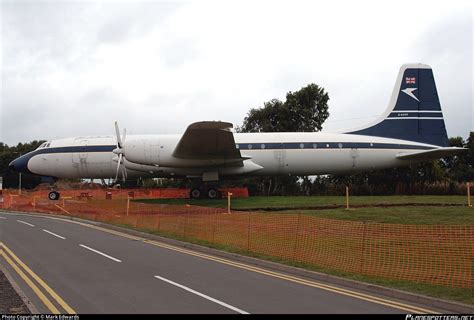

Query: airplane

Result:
[9,64,465,200]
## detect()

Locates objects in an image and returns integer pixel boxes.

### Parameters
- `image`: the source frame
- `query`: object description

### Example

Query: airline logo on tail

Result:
[401,87,420,102]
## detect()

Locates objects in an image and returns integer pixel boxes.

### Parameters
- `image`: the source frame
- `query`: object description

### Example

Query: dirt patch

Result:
[0,268,30,314]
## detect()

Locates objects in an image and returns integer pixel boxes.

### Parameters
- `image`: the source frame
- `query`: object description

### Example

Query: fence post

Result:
[126,196,130,216]
[227,192,233,214]
[467,182,472,207]
[345,186,350,210]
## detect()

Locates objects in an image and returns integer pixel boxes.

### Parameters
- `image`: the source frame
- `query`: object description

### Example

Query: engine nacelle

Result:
[123,137,246,168]
[123,138,160,166]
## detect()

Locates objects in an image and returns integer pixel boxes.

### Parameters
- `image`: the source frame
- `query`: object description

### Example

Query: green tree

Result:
[0,140,45,189]
[442,132,474,182]
[238,83,329,133]
[238,83,330,195]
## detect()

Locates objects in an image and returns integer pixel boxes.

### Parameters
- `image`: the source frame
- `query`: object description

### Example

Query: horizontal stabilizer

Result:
[396,147,466,161]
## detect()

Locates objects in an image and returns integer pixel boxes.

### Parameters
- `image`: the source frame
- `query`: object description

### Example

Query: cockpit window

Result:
[38,142,51,149]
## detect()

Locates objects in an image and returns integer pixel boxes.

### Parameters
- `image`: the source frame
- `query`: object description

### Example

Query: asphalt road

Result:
[0,211,446,314]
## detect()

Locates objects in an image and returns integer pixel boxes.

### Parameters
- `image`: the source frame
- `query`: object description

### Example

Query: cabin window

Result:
[338,143,343,149]
[370,143,374,147]
[313,143,317,148]
[260,144,265,149]
[326,144,330,148]
[299,143,304,149]
[248,144,252,149]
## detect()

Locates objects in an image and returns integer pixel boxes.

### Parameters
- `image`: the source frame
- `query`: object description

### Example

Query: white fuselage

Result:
[24,132,434,179]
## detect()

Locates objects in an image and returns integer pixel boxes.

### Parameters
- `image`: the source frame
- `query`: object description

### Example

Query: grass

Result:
[283,206,474,225]
[136,195,470,209]
[136,195,474,225]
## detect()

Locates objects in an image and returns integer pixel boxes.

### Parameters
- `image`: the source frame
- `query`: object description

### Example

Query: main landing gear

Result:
[189,185,221,199]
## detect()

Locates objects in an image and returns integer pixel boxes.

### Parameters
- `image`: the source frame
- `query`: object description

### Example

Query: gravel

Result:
[0,268,30,314]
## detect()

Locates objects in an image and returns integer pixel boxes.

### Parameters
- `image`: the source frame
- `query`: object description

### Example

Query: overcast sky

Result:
[1,0,472,145]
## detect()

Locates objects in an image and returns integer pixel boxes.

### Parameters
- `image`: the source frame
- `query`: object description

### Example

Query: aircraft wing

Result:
[173,121,243,160]
[396,147,466,161]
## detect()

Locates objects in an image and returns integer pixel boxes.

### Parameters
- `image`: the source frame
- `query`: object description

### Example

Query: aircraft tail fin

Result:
[348,64,449,147]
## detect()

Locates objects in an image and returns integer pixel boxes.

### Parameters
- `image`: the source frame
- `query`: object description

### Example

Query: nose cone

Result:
[9,155,30,174]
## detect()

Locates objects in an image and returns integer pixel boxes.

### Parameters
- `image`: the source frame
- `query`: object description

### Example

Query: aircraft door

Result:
[149,138,160,165]
[72,139,89,176]
[350,148,359,169]
[273,144,287,173]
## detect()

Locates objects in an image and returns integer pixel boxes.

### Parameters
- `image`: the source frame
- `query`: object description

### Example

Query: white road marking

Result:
[17,220,34,227]
[42,229,66,240]
[154,275,249,314]
[0,217,6,220]
[79,244,122,263]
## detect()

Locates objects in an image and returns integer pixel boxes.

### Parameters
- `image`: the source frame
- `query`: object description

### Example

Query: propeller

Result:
[113,121,128,184]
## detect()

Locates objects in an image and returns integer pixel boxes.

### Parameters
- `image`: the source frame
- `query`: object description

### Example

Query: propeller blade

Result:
[114,154,122,183]
[121,166,126,182]
[115,121,122,149]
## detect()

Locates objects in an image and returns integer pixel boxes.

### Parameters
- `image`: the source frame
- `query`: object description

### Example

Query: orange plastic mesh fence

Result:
[1,192,472,288]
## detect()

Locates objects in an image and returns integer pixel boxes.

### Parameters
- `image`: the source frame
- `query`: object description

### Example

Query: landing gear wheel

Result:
[207,188,220,199]
[48,191,60,201]
[190,189,201,199]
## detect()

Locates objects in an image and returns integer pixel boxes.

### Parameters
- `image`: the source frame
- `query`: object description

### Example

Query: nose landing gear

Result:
[48,191,61,201]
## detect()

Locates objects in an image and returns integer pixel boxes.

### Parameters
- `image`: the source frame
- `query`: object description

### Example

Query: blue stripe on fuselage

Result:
[236,142,433,150]
[35,145,116,154]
